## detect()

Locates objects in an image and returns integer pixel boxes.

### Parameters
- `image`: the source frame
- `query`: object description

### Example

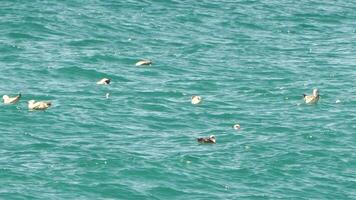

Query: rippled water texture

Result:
[1,0,355,199]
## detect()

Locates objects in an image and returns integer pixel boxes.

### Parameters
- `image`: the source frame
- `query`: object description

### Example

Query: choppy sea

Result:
[1,0,355,199]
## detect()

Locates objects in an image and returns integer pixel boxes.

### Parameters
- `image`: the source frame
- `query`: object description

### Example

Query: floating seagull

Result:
[303,89,320,104]
[233,123,241,130]
[97,78,111,85]
[191,95,202,105]
[28,100,52,110]
[3,93,21,104]
[135,60,152,66]
[197,135,216,144]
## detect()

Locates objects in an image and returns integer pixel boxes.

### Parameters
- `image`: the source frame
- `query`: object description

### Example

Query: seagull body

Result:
[135,60,152,66]
[303,89,320,104]
[28,100,52,110]
[97,78,111,85]
[191,95,202,105]
[233,124,241,130]
[3,93,21,104]
[197,135,216,144]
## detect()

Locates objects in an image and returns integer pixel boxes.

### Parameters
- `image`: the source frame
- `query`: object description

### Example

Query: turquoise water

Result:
[1,0,355,199]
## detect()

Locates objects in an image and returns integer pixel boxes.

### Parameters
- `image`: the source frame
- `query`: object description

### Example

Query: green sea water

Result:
[1,0,355,199]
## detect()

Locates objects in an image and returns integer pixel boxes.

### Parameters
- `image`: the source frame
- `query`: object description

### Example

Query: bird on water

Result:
[197,135,216,144]
[303,89,320,104]
[191,95,202,105]
[135,60,152,66]
[97,78,111,85]
[3,93,21,104]
[28,100,52,110]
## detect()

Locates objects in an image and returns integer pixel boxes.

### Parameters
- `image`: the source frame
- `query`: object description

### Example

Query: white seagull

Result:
[3,93,21,104]
[97,78,111,85]
[135,60,152,66]
[28,100,52,110]
[191,95,202,105]
[303,89,320,104]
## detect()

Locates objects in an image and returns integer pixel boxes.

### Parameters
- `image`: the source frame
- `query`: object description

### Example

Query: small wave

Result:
[56,66,131,82]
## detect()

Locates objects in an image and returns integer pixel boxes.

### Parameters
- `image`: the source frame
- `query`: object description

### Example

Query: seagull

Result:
[3,93,21,104]
[28,100,52,110]
[191,95,202,105]
[303,89,320,104]
[233,123,241,130]
[135,60,152,66]
[97,78,111,85]
[197,135,216,144]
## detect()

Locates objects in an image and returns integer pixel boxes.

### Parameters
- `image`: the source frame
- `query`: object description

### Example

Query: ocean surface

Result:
[0,0,355,199]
